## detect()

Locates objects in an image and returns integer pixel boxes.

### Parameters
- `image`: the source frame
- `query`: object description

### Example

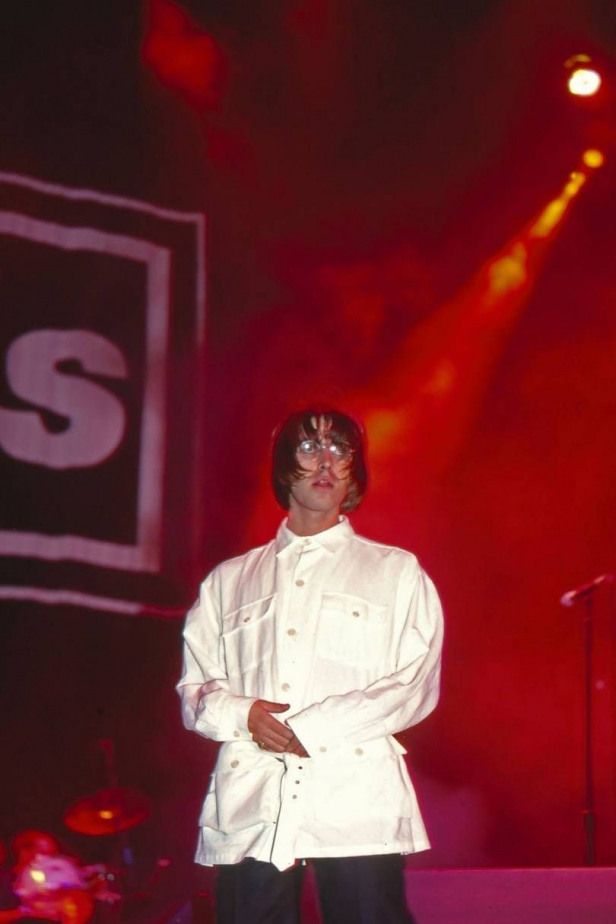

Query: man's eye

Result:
[298,440,318,454]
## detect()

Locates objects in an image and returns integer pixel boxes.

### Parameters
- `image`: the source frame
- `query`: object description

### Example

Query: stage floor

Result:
[404,867,616,924]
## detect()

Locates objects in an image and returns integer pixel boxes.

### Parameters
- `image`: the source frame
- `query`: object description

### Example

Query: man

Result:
[177,409,443,923]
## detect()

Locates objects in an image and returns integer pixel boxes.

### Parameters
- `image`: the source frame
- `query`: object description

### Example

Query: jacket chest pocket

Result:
[316,593,389,666]
[222,595,276,674]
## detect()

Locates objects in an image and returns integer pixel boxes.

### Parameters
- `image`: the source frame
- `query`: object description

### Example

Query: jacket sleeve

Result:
[176,569,256,742]
[285,564,443,756]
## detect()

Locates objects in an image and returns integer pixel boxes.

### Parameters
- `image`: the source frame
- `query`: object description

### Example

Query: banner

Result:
[0,172,205,615]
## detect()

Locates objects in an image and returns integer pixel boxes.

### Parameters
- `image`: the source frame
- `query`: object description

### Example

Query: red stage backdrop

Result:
[0,0,615,877]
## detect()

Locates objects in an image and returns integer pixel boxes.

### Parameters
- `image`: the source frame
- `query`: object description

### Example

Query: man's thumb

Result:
[261,700,290,713]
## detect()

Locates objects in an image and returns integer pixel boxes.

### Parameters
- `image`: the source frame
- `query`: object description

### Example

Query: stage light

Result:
[582,148,605,169]
[568,68,601,96]
[565,54,602,97]
[529,167,589,240]
[564,171,586,196]
[487,243,527,298]
[142,0,225,107]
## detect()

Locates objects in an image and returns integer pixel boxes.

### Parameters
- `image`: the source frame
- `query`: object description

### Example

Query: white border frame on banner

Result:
[0,172,205,581]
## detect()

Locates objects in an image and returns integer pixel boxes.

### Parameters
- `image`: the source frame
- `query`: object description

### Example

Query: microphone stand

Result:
[561,573,614,865]
[581,595,595,866]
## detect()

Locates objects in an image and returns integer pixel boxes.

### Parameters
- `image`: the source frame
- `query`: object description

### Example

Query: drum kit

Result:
[63,787,150,838]
[11,760,153,924]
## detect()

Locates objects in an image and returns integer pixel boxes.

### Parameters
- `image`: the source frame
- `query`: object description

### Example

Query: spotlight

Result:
[569,68,601,97]
[565,54,602,97]
[582,149,605,169]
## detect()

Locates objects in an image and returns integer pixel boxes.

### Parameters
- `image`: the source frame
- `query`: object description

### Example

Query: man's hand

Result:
[247,700,309,757]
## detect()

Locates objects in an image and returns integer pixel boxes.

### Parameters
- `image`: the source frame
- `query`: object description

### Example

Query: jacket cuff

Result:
[196,692,257,741]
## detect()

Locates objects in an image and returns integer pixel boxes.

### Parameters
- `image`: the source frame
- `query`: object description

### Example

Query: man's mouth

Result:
[312,477,333,488]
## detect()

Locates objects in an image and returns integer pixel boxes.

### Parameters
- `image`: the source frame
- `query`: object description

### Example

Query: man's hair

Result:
[271,408,368,512]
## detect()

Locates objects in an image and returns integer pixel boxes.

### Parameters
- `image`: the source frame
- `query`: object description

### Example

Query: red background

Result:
[1,0,615,880]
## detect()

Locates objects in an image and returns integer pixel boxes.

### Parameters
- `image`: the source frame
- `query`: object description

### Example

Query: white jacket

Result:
[177,517,444,871]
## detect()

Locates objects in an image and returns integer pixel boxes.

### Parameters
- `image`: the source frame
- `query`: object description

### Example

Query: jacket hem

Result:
[194,840,431,867]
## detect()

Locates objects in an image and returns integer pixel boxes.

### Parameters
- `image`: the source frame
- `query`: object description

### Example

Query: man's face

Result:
[287,416,352,520]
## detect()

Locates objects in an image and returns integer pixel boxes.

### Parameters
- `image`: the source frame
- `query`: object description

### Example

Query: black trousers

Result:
[215,854,417,924]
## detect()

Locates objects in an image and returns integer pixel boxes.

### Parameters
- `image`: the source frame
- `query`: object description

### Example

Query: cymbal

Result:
[64,787,150,836]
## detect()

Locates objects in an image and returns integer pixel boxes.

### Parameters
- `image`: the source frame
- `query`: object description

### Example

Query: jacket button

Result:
[281,683,290,691]
[233,730,240,738]
[352,610,360,618]
[230,760,239,768]
[355,748,364,756]
[295,579,305,587]
[287,628,297,636]
[319,746,327,753]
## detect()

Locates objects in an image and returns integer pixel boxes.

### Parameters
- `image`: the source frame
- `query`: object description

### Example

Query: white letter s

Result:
[0,329,129,469]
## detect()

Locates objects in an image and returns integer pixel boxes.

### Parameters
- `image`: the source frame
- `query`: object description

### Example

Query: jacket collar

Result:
[275,516,354,558]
